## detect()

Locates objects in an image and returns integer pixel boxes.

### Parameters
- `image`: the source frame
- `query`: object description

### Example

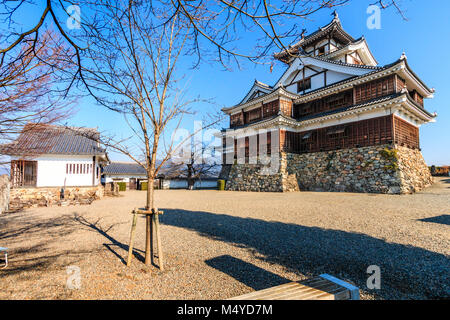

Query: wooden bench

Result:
[229,274,359,300]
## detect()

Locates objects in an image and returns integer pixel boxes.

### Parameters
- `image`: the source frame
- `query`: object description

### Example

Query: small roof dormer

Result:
[274,12,355,64]
[323,37,378,66]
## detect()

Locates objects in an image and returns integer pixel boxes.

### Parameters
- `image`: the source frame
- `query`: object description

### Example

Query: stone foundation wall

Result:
[396,145,433,193]
[226,164,300,192]
[226,163,283,192]
[9,185,104,209]
[0,175,10,214]
[223,144,432,194]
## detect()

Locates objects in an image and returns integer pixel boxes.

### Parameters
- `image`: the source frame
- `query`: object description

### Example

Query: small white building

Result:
[102,162,147,190]
[0,123,108,188]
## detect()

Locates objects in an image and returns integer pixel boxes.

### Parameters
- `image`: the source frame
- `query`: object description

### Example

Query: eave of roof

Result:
[309,55,381,70]
[222,92,434,134]
[402,58,434,95]
[402,91,436,119]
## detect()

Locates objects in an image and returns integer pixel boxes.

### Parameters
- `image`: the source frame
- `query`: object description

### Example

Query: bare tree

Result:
[0,1,406,76]
[0,30,75,154]
[373,0,408,20]
[164,139,221,190]
[70,2,223,267]
[80,3,199,208]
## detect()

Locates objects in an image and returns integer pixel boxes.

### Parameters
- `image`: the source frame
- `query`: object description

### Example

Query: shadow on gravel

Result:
[0,212,88,275]
[72,213,145,265]
[161,209,450,300]
[0,212,76,241]
[205,255,290,291]
[418,215,450,226]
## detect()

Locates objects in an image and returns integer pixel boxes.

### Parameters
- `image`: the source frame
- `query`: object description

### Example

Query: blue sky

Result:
[4,1,450,165]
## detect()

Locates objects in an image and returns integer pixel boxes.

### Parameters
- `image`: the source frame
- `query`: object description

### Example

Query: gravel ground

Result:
[0,177,449,300]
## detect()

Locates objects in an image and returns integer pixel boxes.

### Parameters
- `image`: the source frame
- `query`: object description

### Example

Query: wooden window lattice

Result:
[10,160,37,188]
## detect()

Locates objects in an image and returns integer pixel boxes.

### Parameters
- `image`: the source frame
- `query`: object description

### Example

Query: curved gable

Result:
[239,80,273,105]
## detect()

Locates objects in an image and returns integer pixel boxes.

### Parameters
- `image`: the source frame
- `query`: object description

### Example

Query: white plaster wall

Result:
[284,66,353,94]
[329,41,338,53]
[162,179,187,189]
[309,74,325,92]
[195,180,217,189]
[325,70,353,86]
[38,155,96,187]
[11,154,99,187]
[162,179,217,189]
[285,83,297,93]
[304,67,321,78]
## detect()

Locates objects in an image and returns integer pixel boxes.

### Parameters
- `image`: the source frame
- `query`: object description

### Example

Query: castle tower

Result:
[220,14,435,194]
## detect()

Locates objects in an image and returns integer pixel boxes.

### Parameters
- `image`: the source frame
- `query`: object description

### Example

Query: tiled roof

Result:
[0,123,106,156]
[300,14,353,44]
[102,162,147,175]
[310,56,382,70]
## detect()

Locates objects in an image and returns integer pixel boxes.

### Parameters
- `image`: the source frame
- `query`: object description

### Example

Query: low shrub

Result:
[117,182,127,191]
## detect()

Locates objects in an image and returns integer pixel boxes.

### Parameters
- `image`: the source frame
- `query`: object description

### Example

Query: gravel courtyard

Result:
[1,178,449,300]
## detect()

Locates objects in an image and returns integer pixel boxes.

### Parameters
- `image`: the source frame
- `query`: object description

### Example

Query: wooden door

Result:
[129,178,137,190]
